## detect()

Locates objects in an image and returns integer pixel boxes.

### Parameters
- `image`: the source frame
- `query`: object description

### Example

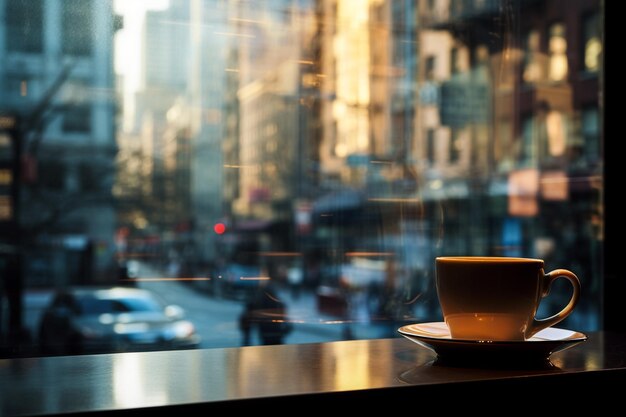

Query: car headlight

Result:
[99,314,115,325]
[114,322,149,334]
[169,320,195,339]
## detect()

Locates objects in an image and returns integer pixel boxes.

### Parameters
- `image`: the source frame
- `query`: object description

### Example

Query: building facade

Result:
[0,0,119,287]
[413,0,602,328]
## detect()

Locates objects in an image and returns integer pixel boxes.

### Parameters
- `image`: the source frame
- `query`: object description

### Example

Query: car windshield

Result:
[77,295,163,315]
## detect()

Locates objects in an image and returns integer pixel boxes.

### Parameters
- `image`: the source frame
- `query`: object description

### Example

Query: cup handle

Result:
[528,269,581,338]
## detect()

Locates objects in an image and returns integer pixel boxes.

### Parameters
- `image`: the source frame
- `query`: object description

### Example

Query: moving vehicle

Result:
[38,286,200,355]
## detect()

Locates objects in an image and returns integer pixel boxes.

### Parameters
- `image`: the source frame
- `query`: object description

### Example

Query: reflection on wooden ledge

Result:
[1,333,623,416]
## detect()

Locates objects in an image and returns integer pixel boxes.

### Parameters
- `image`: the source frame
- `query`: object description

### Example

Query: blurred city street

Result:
[134,261,397,348]
[1,0,603,358]
[22,260,398,352]
[20,257,596,354]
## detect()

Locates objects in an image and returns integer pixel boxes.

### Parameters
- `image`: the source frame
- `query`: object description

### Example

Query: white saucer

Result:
[398,322,588,364]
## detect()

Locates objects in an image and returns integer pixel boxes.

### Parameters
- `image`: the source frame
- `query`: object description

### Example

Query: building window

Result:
[450,47,460,75]
[5,0,43,53]
[582,12,602,73]
[62,0,94,56]
[38,160,65,190]
[425,56,436,81]
[521,115,535,166]
[523,29,543,83]
[582,106,600,163]
[449,128,460,163]
[548,23,568,82]
[0,134,12,160]
[496,118,513,170]
[79,163,100,192]
[63,104,91,133]
[544,109,567,159]
[426,129,436,164]
[3,75,30,104]
[474,44,489,66]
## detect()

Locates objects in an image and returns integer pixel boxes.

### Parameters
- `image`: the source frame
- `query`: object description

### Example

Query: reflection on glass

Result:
[0,0,603,357]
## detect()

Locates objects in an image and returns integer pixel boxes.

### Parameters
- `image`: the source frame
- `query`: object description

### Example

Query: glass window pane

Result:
[549,22,568,82]
[5,0,43,53]
[62,104,92,133]
[0,0,604,357]
[583,12,602,73]
[62,0,94,56]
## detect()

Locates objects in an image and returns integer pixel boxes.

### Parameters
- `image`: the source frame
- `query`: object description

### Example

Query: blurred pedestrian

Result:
[239,280,292,346]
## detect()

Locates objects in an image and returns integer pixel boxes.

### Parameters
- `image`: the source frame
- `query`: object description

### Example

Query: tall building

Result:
[117,0,195,265]
[0,0,119,286]
[319,0,386,187]
[115,0,233,272]
[142,1,190,92]
[315,0,421,197]
[390,0,418,168]
[187,0,229,266]
[414,0,602,327]
[222,47,241,222]
[309,0,427,295]
[228,0,317,251]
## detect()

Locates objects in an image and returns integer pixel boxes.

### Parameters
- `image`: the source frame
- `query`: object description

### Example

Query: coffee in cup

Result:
[436,256,580,341]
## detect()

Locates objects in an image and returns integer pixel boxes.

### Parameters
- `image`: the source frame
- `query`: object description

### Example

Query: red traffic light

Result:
[213,222,226,235]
